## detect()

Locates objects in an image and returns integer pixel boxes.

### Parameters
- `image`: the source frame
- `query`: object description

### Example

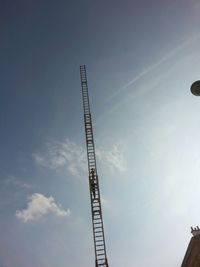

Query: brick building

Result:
[181,227,200,267]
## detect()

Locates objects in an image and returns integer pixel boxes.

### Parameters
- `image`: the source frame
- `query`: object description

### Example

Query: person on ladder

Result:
[90,168,96,199]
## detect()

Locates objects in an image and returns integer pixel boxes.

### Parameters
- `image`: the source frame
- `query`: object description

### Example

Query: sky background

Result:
[1,0,200,266]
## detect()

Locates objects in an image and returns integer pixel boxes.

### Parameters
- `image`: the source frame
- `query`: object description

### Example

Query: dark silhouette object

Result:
[90,168,96,198]
[191,80,200,96]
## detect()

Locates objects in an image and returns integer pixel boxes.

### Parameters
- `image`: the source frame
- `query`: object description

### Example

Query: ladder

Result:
[80,65,109,267]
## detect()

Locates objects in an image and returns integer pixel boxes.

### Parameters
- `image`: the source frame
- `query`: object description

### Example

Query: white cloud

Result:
[33,139,127,177]
[97,143,127,173]
[16,193,70,223]
[33,139,87,177]
[32,153,49,168]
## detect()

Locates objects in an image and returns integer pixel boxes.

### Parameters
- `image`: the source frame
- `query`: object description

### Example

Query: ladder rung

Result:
[95,240,104,243]
[97,255,106,258]
[95,236,103,240]
[95,230,103,233]
[94,220,101,223]
[92,202,100,205]
[92,207,100,210]
[96,249,104,252]
[95,235,103,239]
[94,214,101,218]
[94,231,102,234]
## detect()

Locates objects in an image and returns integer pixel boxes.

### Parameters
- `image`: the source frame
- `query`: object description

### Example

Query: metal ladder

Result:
[80,65,109,267]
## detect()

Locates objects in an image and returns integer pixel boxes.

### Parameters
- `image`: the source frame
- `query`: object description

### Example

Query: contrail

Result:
[95,33,200,124]
[110,33,200,100]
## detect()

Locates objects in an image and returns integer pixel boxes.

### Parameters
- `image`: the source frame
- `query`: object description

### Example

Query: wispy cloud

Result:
[33,139,127,177]
[110,33,200,99]
[33,139,87,177]
[16,193,70,223]
[97,142,127,173]
[3,175,32,189]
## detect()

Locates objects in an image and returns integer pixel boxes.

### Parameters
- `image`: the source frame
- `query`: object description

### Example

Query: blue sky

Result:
[1,0,200,266]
